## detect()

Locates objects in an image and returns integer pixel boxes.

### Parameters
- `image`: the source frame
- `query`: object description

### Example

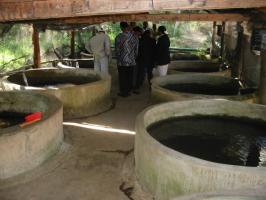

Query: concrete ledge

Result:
[0,68,112,119]
[172,186,266,200]
[151,74,257,103]
[135,100,266,200]
[0,91,63,179]
[169,60,220,72]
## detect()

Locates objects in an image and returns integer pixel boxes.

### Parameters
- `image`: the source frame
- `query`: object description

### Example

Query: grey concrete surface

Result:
[171,186,266,200]
[151,74,257,103]
[135,100,266,200]
[0,91,63,179]
[0,68,112,119]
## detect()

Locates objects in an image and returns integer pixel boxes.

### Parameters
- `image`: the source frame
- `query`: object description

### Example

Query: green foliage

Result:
[159,21,212,49]
[76,30,93,51]
[39,30,70,53]
[106,23,122,43]
[0,22,212,72]
[0,24,32,71]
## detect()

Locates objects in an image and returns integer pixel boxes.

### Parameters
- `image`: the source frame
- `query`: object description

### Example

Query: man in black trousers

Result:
[134,29,156,92]
[115,22,139,97]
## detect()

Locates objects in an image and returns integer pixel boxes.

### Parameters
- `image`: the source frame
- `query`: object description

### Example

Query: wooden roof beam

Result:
[0,0,265,22]
[60,13,250,24]
[154,0,266,10]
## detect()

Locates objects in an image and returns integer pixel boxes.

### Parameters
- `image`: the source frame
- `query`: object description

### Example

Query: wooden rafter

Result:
[153,0,266,10]
[0,0,266,22]
[60,13,250,24]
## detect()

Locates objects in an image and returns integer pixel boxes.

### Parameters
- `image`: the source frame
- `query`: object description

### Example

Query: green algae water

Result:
[147,116,266,167]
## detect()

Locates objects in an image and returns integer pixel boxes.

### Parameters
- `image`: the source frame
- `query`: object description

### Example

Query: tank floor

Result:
[0,66,153,200]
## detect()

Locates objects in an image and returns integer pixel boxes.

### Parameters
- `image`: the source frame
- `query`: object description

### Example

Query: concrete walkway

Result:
[0,67,154,200]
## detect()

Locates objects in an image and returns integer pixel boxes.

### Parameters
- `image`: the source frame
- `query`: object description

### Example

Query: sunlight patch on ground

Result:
[63,122,135,135]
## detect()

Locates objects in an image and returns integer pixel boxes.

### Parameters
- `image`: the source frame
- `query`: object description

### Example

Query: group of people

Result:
[86,21,170,98]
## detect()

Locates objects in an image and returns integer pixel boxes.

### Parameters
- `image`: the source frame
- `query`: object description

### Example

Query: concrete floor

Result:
[0,67,154,200]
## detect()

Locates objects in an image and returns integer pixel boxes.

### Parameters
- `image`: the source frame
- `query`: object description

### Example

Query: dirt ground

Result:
[0,65,154,200]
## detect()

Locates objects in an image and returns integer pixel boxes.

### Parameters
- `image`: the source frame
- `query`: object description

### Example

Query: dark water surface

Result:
[163,83,239,96]
[148,116,266,167]
[173,66,218,72]
[25,77,95,87]
[0,111,27,129]
[8,72,99,87]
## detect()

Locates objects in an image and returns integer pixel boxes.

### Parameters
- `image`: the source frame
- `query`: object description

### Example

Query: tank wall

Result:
[0,69,112,119]
[171,186,266,200]
[0,92,63,179]
[135,100,266,200]
[151,74,257,104]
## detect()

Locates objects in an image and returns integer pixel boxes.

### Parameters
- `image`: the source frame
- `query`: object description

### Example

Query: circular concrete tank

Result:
[168,60,230,76]
[170,52,200,61]
[0,68,112,119]
[0,91,63,179]
[169,60,220,72]
[151,74,256,103]
[135,100,266,200]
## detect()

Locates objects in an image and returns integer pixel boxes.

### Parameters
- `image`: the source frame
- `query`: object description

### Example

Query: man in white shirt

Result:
[86,25,111,75]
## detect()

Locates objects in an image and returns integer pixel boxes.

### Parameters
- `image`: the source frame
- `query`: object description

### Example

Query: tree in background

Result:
[0,22,212,72]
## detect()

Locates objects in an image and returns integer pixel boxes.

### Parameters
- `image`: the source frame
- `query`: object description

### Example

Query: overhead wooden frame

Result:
[60,13,250,24]
[0,0,266,22]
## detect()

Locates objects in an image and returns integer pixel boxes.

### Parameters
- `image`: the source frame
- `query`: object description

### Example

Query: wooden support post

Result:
[237,35,245,79]
[32,24,41,68]
[259,50,266,104]
[70,30,75,59]
[220,21,226,59]
[211,21,217,57]
[231,23,244,78]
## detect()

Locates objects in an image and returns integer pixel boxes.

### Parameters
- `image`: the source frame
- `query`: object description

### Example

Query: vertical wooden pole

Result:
[237,35,245,79]
[231,23,244,78]
[220,21,226,59]
[32,24,40,68]
[211,21,216,57]
[70,30,75,59]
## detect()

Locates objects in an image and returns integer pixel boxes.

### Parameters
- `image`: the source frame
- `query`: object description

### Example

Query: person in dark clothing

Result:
[134,29,156,92]
[132,26,143,93]
[155,26,170,76]
[115,22,139,97]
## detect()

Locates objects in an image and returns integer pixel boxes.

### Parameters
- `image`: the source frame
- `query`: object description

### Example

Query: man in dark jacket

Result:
[134,29,156,91]
[155,26,170,76]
